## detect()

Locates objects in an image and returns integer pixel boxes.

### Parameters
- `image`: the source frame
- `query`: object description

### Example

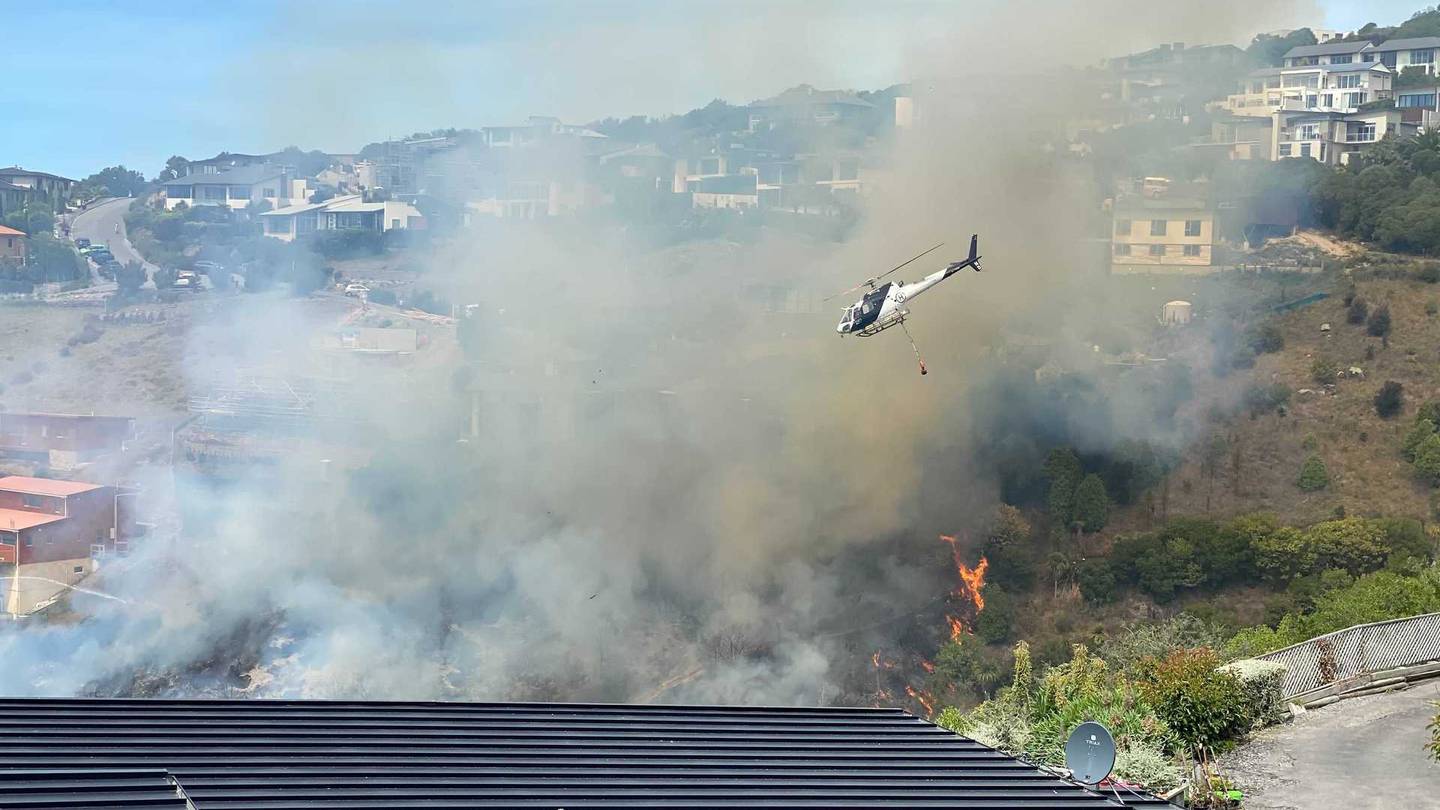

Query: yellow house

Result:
[1111,194,1216,273]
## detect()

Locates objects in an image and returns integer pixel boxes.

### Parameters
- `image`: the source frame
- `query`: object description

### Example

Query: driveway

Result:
[69,197,157,274]
[1218,682,1440,809]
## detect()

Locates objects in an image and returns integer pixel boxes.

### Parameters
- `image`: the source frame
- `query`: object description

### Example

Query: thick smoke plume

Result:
[3,0,1317,704]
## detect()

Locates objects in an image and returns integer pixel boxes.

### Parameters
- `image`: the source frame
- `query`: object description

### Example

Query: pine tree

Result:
[1297,455,1329,492]
[1043,448,1082,528]
[1073,474,1110,533]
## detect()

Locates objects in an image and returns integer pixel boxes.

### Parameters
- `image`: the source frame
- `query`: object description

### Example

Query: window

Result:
[1185,220,1202,237]
[1381,52,1397,67]
[1415,49,1435,64]
[1336,74,1361,89]
[1348,92,1367,107]
[1331,54,1352,64]
[1299,124,1321,140]
[390,218,400,229]
[1322,94,1333,107]
[203,185,226,201]
[1114,219,1131,235]
[166,185,192,199]
[21,494,42,509]
[262,187,276,198]
[1149,219,1167,236]
[229,186,251,200]
[1349,122,1377,142]
[1301,143,1312,158]
[1184,244,1202,257]
[1399,92,1438,108]
[1149,244,1165,257]
[22,534,31,548]
[73,565,83,574]
[1306,95,1318,107]
[266,217,291,234]
[0,533,13,546]
[1114,243,1130,256]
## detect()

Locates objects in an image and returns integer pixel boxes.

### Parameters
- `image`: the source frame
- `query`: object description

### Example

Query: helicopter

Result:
[828,235,982,375]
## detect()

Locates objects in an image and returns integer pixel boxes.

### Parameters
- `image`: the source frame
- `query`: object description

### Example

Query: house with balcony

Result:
[160,164,307,211]
[1372,36,1440,76]
[1111,187,1217,273]
[261,194,424,241]
[0,167,76,209]
[0,476,135,616]
[691,174,759,209]
[1283,40,1376,67]
[1273,108,1415,165]
[1223,62,1392,116]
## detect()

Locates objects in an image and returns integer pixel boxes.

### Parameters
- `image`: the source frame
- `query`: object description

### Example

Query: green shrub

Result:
[1077,558,1118,604]
[1219,659,1288,729]
[1297,454,1329,491]
[1404,419,1437,462]
[1367,304,1392,338]
[1246,323,1285,355]
[1244,383,1291,417]
[1252,525,1313,583]
[1306,517,1388,575]
[1347,297,1368,324]
[1100,615,1226,675]
[1310,358,1339,385]
[1073,473,1109,532]
[1375,380,1405,419]
[1136,648,1251,753]
[975,587,1016,644]
[1421,265,1440,284]
[1416,434,1440,485]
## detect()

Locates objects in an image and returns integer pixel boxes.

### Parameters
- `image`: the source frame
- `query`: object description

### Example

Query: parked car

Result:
[344,283,370,297]
[88,251,114,264]
[74,238,91,248]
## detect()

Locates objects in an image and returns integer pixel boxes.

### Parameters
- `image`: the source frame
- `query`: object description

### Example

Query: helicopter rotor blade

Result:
[822,242,946,303]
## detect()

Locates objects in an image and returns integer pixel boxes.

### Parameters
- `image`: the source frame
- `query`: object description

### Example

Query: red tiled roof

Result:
[0,476,101,497]
[0,225,25,237]
[0,508,65,531]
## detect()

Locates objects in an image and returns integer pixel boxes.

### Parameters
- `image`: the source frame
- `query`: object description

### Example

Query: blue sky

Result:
[0,0,1425,180]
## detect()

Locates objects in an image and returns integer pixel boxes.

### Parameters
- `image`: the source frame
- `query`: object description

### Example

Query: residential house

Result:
[1197,115,1275,160]
[261,194,424,241]
[1111,189,1217,272]
[748,85,876,130]
[1106,43,1248,119]
[1223,62,1393,116]
[161,164,306,211]
[0,476,135,616]
[0,181,30,217]
[692,174,759,209]
[0,167,76,208]
[482,116,607,148]
[1372,36,1440,75]
[1273,107,1416,165]
[0,413,134,469]
[180,152,272,176]
[0,225,25,263]
[1283,40,1376,67]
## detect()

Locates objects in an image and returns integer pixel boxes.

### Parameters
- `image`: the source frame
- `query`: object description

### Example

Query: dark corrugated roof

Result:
[0,698,1173,808]
[1284,40,1375,59]
[0,769,190,808]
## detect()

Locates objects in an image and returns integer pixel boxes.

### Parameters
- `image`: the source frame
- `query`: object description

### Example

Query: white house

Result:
[1283,40,1376,67]
[1224,62,1392,116]
[1372,36,1440,75]
[161,164,308,211]
[1272,108,1415,165]
[260,194,424,241]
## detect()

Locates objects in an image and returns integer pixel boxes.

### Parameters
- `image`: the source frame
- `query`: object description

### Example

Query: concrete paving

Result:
[1218,681,1440,809]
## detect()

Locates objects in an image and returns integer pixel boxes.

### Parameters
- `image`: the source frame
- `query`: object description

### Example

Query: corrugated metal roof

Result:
[1284,40,1375,58]
[0,476,102,497]
[0,507,66,531]
[1374,36,1440,52]
[0,769,191,808]
[0,698,1174,808]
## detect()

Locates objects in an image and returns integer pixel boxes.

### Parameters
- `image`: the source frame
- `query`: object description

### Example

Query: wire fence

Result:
[1254,612,1440,698]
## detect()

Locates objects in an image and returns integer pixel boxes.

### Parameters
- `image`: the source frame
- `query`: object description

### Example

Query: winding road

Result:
[69,196,156,274]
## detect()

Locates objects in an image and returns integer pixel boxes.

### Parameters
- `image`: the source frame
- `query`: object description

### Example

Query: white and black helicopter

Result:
[828,235,982,375]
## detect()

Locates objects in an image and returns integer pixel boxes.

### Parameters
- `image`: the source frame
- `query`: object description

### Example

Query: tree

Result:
[1297,454,1329,492]
[1347,297,1369,324]
[1305,518,1389,575]
[987,505,1031,550]
[1404,419,1437,462]
[1414,433,1440,484]
[157,156,190,182]
[1044,448,1082,528]
[1253,525,1315,583]
[1366,304,1392,338]
[1376,380,1405,418]
[115,261,146,294]
[1246,27,1316,66]
[1073,474,1109,533]
[1246,323,1284,354]
[81,166,148,198]
[1310,357,1339,385]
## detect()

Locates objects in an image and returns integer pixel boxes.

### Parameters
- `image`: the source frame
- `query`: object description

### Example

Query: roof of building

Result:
[160,163,285,187]
[0,166,77,184]
[0,224,25,237]
[320,198,388,213]
[1284,40,1376,58]
[1315,61,1391,73]
[1115,194,1212,213]
[0,769,190,808]
[0,476,102,497]
[260,195,362,217]
[0,508,66,531]
[696,174,759,195]
[0,412,133,423]
[1246,67,1285,78]
[1374,36,1440,51]
[0,698,1174,808]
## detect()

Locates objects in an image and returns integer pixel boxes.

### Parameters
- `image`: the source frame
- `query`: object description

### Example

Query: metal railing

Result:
[1254,612,1440,698]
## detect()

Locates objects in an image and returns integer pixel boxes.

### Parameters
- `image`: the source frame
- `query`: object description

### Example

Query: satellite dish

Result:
[1064,721,1116,786]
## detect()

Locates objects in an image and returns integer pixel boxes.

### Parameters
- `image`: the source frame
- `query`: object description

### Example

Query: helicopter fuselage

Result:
[835,265,952,336]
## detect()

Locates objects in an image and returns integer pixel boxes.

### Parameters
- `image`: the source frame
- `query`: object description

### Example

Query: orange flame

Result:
[905,685,936,717]
[939,534,988,640]
[920,660,935,673]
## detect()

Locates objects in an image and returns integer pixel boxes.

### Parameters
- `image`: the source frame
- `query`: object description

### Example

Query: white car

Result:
[344,283,370,297]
